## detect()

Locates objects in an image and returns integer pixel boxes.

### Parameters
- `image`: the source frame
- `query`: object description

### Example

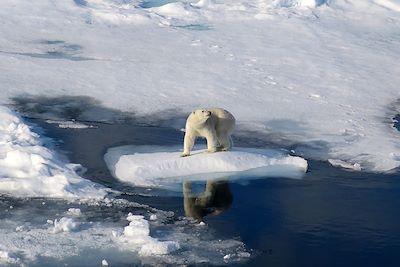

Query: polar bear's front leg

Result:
[204,129,219,153]
[182,132,196,157]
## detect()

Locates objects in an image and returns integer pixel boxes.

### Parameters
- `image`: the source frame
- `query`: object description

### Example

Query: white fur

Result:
[182,108,236,157]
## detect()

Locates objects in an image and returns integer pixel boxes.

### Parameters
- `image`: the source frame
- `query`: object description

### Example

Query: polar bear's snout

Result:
[202,110,212,118]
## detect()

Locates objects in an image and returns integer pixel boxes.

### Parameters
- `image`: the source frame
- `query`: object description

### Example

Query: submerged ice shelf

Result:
[104,145,308,188]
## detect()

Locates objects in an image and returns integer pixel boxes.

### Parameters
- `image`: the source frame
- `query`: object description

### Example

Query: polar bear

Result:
[182,108,235,157]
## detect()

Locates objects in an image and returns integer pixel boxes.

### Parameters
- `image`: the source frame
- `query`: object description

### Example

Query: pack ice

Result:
[104,145,308,188]
[0,106,107,198]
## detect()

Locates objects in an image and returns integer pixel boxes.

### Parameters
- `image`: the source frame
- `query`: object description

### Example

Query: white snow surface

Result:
[0,0,400,172]
[104,145,307,187]
[0,106,107,198]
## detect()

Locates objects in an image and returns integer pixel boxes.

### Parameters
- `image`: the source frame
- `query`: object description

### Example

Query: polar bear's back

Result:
[209,108,235,133]
[209,108,235,121]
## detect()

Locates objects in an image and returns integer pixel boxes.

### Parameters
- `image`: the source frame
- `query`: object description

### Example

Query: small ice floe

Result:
[15,225,26,232]
[328,159,361,171]
[118,213,180,256]
[66,208,82,217]
[223,251,251,262]
[51,217,79,233]
[45,119,96,129]
[101,259,109,266]
[104,145,308,188]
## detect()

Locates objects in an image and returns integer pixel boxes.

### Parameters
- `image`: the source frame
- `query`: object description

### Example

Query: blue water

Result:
[8,97,400,266]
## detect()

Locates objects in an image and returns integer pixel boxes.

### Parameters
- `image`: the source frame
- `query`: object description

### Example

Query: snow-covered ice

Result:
[0,0,399,172]
[118,213,180,256]
[51,217,79,233]
[0,106,108,198]
[0,204,250,266]
[0,0,399,265]
[328,158,362,171]
[104,145,308,187]
[67,208,82,216]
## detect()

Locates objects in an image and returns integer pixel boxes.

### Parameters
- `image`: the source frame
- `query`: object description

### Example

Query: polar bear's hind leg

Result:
[217,131,232,151]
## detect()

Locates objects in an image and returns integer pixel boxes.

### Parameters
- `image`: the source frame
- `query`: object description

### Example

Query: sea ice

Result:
[51,217,79,233]
[104,145,308,188]
[0,106,108,199]
[0,250,20,265]
[118,213,181,256]
[0,0,399,172]
[67,208,82,216]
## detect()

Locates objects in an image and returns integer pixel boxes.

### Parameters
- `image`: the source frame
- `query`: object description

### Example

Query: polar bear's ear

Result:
[192,111,195,115]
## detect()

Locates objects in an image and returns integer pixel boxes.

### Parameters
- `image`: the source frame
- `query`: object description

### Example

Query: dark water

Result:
[394,114,400,131]
[8,96,400,266]
[24,118,400,267]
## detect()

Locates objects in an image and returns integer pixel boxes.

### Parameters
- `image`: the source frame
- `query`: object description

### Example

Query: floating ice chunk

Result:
[118,213,180,256]
[104,145,308,188]
[67,208,82,217]
[328,159,362,171]
[51,217,79,233]
[15,225,26,232]
[45,120,95,129]
[101,259,109,266]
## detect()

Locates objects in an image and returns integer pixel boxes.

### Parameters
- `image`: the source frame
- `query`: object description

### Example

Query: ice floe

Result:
[104,145,308,188]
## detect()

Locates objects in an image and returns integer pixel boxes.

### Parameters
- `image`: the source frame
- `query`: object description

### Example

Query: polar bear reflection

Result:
[183,179,233,222]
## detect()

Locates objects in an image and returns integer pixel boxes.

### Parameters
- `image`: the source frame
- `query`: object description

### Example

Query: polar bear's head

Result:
[191,109,212,123]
